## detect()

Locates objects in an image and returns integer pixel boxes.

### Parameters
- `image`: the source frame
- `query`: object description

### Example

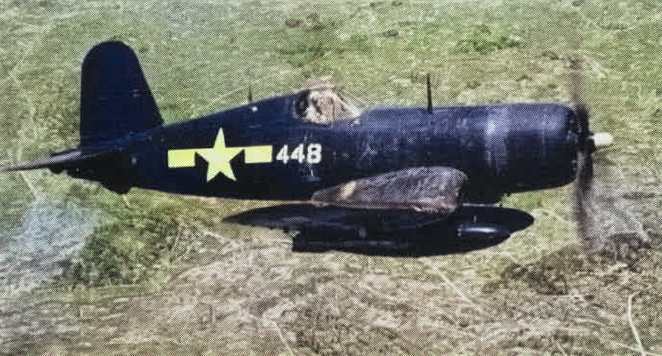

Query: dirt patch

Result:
[1,181,661,355]
[3,227,662,355]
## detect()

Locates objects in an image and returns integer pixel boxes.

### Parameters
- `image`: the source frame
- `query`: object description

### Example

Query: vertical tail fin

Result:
[80,41,162,146]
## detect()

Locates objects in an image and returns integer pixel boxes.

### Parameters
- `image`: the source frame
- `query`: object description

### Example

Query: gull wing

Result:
[224,203,533,256]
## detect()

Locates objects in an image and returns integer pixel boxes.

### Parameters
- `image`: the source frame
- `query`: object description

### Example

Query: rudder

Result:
[79,41,162,147]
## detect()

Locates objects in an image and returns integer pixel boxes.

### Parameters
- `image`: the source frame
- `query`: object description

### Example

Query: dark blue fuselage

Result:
[120,91,579,203]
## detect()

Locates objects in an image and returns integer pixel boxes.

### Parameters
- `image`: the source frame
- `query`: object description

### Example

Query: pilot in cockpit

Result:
[300,77,362,124]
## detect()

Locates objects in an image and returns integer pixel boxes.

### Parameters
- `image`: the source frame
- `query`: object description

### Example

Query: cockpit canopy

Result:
[296,77,362,124]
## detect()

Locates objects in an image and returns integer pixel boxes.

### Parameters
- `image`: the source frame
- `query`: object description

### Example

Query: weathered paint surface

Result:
[3,41,584,255]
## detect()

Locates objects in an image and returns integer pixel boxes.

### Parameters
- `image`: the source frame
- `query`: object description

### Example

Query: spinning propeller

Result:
[569,58,613,252]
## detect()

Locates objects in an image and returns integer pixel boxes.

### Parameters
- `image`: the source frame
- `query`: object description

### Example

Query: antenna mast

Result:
[248,83,253,103]
[426,73,433,115]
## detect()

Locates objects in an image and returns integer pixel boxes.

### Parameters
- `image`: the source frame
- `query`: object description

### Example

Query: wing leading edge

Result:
[225,203,533,256]
[226,167,533,256]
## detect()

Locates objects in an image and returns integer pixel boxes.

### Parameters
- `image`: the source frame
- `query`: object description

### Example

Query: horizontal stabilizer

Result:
[311,166,467,213]
[1,149,109,172]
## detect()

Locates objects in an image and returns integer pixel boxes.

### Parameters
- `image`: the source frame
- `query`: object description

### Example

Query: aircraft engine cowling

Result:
[473,103,579,196]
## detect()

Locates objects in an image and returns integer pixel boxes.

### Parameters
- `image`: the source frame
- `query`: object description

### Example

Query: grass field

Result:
[1,0,662,355]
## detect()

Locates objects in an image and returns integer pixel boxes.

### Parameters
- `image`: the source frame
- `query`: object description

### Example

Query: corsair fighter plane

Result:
[3,42,613,256]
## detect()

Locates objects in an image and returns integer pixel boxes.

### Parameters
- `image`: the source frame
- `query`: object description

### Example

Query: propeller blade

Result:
[569,55,602,252]
[570,58,591,151]
[574,150,601,252]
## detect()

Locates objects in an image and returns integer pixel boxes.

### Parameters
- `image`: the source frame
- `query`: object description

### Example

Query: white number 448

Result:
[276,143,322,164]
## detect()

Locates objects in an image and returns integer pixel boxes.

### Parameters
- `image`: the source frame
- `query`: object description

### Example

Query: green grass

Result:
[1,0,662,355]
